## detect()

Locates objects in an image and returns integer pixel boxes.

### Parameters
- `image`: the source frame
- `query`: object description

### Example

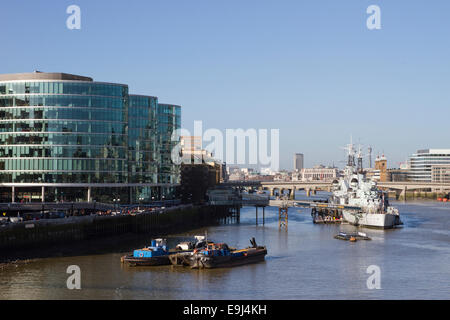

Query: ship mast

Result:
[357,144,364,173]
[342,137,357,175]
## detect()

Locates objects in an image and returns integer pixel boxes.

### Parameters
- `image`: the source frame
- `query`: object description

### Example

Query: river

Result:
[0,193,449,300]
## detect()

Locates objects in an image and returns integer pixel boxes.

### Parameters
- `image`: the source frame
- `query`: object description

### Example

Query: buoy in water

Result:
[349,237,357,242]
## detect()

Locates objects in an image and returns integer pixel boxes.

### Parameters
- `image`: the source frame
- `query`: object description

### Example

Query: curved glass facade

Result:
[157,103,181,186]
[128,95,158,184]
[0,81,128,185]
[0,73,181,203]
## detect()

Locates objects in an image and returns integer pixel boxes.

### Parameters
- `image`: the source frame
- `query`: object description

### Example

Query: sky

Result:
[1,0,449,170]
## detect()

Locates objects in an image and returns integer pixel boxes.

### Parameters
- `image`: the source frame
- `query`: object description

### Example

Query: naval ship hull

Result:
[342,211,399,229]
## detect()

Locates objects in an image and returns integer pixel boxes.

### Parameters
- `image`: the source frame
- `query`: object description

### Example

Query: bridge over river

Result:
[221,180,450,199]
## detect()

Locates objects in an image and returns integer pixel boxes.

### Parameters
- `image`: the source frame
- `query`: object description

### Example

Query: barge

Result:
[312,209,343,224]
[183,238,267,269]
[122,236,210,267]
[169,235,212,266]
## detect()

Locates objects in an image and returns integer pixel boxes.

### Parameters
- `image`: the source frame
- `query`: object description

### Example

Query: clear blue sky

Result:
[1,0,449,169]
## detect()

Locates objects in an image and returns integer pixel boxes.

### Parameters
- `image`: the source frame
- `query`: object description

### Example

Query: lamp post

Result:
[113,198,120,214]
[138,197,144,211]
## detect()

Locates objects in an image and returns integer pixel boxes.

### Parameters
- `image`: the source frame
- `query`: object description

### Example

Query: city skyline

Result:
[1,1,449,169]
[1,1,449,305]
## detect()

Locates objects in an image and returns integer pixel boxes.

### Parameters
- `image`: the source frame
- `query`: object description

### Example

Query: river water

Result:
[0,193,449,300]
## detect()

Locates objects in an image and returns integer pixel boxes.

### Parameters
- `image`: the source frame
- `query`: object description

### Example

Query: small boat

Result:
[183,238,267,269]
[121,239,172,266]
[334,232,371,241]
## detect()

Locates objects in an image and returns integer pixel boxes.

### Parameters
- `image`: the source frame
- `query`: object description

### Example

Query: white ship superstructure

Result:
[330,141,402,229]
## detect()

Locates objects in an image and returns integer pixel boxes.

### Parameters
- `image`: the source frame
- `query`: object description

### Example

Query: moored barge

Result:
[169,236,212,266]
[184,238,267,269]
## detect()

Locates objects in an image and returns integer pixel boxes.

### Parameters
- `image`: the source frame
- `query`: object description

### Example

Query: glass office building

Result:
[157,103,181,187]
[408,149,450,182]
[0,72,180,203]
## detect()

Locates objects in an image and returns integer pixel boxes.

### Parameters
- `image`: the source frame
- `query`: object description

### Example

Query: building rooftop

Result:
[0,71,93,82]
[416,149,450,154]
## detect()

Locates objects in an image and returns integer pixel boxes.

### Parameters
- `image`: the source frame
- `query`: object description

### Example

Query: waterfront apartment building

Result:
[0,72,181,203]
[408,149,450,182]
[293,153,304,172]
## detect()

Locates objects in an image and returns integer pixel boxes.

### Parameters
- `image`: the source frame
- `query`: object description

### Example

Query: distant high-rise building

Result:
[368,146,373,168]
[293,153,304,172]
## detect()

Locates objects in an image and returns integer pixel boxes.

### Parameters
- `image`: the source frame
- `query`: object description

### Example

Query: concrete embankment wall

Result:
[388,191,448,201]
[0,205,233,253]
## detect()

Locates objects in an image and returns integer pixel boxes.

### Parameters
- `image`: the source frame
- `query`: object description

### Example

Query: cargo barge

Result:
[180,238,267,269]
[121,236,209,267]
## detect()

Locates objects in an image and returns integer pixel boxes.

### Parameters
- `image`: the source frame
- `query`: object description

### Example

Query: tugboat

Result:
[329,142,402,229]
[183,238,267,269]
[121,239,172,266]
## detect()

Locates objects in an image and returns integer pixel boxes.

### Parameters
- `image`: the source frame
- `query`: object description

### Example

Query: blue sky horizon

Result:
[1,0,449,170]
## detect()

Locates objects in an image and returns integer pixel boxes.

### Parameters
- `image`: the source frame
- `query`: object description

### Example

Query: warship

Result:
[329,142,402,229]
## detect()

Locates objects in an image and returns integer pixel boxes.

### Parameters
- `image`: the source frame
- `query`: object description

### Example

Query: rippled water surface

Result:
[1,196,449,300]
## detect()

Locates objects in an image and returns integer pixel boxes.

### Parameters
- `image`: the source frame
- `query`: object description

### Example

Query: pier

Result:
[207,188,269,225]
[269,199,361,227]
